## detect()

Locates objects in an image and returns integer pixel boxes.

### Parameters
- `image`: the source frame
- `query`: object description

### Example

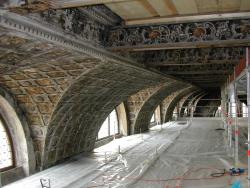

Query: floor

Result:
[4,118,249,188]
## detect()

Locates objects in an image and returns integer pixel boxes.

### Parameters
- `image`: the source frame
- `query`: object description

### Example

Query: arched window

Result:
[0,116,14,171]
[97,109,119,140]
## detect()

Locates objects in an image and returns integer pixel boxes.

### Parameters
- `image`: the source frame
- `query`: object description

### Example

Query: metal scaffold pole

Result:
[246,47,250,186]
[234,68,239,167]
[228,100,232,151]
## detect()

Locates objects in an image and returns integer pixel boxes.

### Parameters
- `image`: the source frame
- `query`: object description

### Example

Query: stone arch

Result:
[124,84,166,135]
[186,92,206,116]
[178,91,197,115]
[42,62,175,168]
[0,33,177,169]
[160,87,199,123]
[0,30,191,170]
[180,91,203,117]
[192,94,206,116]
[133,82,188,134]
[163,87,198,122]
[195,94,221,117]
[0,88,35,182]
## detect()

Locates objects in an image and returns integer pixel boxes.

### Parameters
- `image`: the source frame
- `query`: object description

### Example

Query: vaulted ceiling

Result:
[1,0,250,91]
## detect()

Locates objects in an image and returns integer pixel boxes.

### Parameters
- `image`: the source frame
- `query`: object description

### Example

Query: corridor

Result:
[4,118,247,188]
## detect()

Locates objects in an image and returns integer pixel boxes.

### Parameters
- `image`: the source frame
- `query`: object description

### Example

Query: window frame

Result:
[0,115,15,172]
[97,109,120,141]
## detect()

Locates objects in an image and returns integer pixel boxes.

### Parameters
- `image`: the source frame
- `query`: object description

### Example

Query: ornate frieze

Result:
[26,8,110,46]
[119,47,245,65]
[108,19,250,49]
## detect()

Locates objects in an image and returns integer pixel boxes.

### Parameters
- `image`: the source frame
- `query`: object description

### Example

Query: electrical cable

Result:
[210,169,226,177]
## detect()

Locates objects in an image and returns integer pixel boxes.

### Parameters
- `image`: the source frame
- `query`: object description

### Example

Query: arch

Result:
[178,91,198,116]
[195,93,221,117]
[192,93,206,117]
[42,63,177,168]
[125,84,164,135]
[164,87,198,122]
[0,88,35,183]
[0,30,190,170]
[97,108,119,140]
[133,82,187,134]
[180,91,203,117]
[186,92,205,116]
[186,93,205,116]
[0,116,14,171]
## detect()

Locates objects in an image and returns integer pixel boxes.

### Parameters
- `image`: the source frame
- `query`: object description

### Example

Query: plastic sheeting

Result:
[4,118,248,188]
[86,119,248,188]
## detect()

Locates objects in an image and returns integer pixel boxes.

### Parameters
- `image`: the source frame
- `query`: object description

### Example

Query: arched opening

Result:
[0,116,14,171]
[97,109,119,140]
[0,92,35,185]
[150,112,156,123]
[150,105,161,127]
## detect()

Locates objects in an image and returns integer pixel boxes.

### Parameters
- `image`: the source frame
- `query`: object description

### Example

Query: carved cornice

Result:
[80,5,122,26]
[26,8,110,47]
[108,19,250,50]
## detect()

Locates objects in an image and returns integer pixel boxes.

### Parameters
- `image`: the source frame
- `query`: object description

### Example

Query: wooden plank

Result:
[125,12,250,25]
[218,0,240,12]
[240,0,250,11]
[147,0,176,16]
[137,0,159,17]
[163,0,178,15]
[148,60,238,66]
[195,0,218,14]
[106,1,152,20]
[162,70,231,74]
[50,0,133,8]
[172,0,198,15]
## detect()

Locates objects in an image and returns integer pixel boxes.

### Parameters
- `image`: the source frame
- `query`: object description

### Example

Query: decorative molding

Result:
[108,19,250,50]
[27,8,110,46]
[125,12,250,26]
[0,11,176,80]
[119,47,245,65]
[79,5,122,26]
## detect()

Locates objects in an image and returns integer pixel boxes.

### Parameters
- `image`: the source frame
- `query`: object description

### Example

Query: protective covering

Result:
[4,118,248,188]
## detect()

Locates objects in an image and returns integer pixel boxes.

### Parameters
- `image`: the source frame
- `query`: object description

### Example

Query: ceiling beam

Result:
[163,70,232,74]
[125,12,250,26]
[179,77,227,80]
[190,79,226,82]
[163,0,178,15]
[48,0,134,9]
[138,0,159,17]
[147,60,239,66]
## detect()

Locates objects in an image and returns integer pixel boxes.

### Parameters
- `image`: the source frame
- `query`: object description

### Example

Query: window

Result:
[97,109,119,140]
[0,116,14,171]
